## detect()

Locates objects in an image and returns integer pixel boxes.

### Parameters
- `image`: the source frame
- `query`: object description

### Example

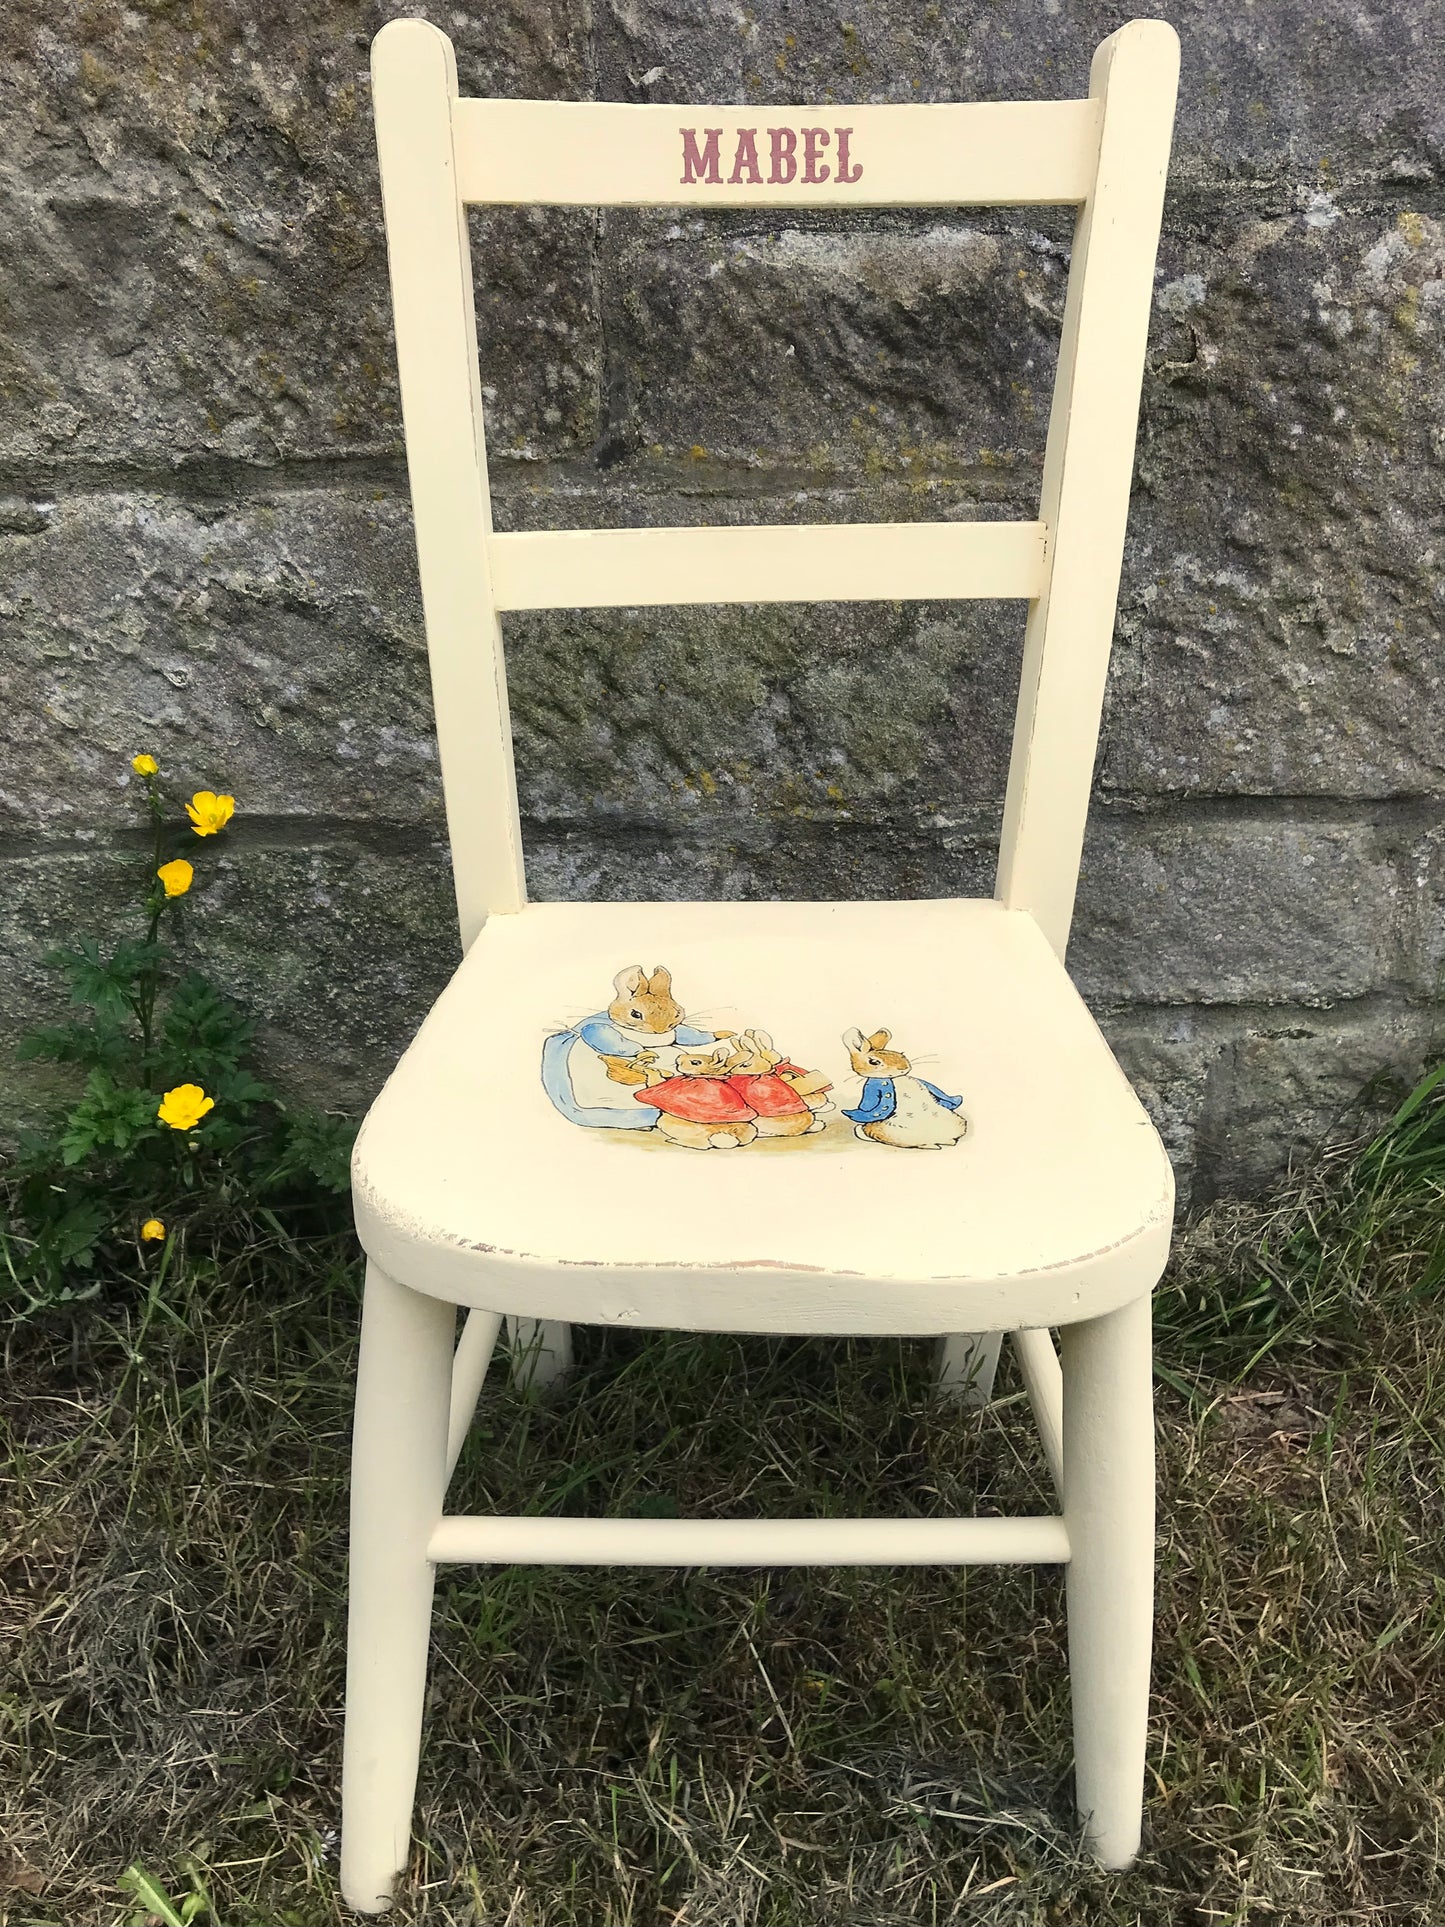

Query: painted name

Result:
[679,125,863,187]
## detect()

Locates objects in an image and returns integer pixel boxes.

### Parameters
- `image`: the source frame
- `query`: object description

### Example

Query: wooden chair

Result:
[343,18,1180,1912]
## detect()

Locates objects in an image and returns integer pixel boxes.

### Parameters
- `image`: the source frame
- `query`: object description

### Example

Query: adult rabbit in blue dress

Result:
[542,966,718,1129]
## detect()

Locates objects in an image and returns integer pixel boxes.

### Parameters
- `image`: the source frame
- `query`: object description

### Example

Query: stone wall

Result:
[2,0,1442,1202]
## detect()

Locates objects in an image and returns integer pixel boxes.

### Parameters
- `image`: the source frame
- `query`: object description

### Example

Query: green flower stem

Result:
[135,774,169,1067]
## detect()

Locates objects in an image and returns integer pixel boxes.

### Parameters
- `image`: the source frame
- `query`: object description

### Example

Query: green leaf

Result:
[275,1109,358,1194]
[50,937,168,1023]
[18,1013,141,1083]
[58,1069,157,1165]
[117,1863,187,1927]
[17,1023,90,1064]
[161,972,256,1079]
[1384,1059,1445,1133]
[1371,1612,1417,1653]
[6,1183,110,1280]
[213,1068,272,1108]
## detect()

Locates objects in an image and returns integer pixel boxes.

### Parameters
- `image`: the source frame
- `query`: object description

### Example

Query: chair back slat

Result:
[370,18,1179,956]
[488,520,1048,613]
[452,99,1102,208]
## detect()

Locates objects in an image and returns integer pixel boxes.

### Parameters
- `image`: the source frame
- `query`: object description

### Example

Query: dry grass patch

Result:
[3,1077,1445,1925]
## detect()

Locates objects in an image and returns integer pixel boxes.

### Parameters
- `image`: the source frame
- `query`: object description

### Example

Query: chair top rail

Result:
[452,98,1102,207]
[487,519,1048,611]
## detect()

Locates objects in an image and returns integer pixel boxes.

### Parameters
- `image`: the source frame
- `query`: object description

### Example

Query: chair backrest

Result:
[370,18,1179,958]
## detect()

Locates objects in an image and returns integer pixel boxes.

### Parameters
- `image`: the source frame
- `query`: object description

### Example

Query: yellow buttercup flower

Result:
[186,791,235,837]
[132,753,159,776]
[158,1084,215,1131]
[141,1218,166,1242]
[157,859,194,898]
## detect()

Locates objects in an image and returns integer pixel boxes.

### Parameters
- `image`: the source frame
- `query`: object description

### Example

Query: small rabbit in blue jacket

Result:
[841,1027,967,1149]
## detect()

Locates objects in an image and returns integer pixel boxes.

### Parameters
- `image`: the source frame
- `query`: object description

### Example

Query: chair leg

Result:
[341,1262,455,1914]
[506,1316,574,1391]
[934,1331,1003,1406]
[1060,1291,1156,1870]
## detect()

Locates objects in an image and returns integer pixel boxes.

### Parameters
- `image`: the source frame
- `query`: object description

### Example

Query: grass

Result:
[3,1071,1445,1926]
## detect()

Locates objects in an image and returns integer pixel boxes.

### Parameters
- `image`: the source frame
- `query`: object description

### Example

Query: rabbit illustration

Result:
[723,1029,829,1137]
[841,1028,967,1149]
[541,965,720,1129]
[637,1041,758,1149]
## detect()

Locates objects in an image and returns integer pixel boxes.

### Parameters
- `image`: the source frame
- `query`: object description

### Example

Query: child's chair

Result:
[343,18,1179,1912]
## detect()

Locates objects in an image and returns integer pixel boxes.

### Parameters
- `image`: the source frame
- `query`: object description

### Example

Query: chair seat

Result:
[352,898,1174,1335]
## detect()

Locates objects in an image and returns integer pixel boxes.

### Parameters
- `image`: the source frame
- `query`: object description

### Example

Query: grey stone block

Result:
[471,208,603,462]
[0,3,598,469]
[1071,814,1404,1008]
[593,0,1445,193]
[1403,824,1445,995]
[598,211,1063,483]
[556,202,1444,809]
[2,819,997,1124]
[1190,1004,1441,1199]
[505,596,1021,839]
[1103,206,1445,801]
[0,485,442,835]
[523,817,996,903]
[1104,998,1445,1206]
[185,838,458,1101]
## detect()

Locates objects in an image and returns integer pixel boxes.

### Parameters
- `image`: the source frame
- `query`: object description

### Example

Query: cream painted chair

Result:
[343,18,1180,1912]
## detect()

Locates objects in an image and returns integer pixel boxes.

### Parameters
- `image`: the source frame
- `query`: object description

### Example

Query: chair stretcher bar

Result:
[487,519,1048,611]
[427,1513,1070,1566]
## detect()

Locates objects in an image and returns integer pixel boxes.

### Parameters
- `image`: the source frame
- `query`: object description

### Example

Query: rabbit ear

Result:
[752,1028,773,1051]
[648,965,673,995]
[867,1029,891,1050]
[614,966,644,996]
[843,1028,865,1051]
